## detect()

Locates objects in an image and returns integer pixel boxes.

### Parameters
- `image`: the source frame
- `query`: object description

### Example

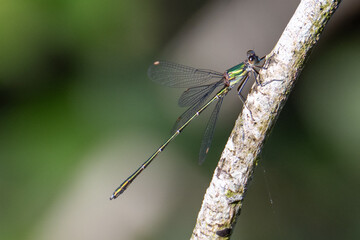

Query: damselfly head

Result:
[246,50,259,65]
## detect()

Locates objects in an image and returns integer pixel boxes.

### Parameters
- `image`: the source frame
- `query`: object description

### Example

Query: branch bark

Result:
[190,0,341,239]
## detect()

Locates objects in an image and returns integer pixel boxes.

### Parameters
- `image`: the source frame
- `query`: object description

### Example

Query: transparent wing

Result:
[171,83,221,134]
[178,82,222,107]
[148,61,224,88]
[198,97,223,164]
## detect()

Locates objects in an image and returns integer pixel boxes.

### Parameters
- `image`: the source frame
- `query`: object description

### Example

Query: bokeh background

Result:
[1,0,359,239]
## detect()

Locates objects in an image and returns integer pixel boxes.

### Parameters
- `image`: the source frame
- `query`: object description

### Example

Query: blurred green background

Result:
[0,0,359,239]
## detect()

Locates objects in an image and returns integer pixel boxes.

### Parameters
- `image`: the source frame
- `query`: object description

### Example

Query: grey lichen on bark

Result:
[190,0,341,239]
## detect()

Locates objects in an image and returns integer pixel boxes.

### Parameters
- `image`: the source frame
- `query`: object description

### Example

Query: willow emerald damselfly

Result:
[110,50,264,200]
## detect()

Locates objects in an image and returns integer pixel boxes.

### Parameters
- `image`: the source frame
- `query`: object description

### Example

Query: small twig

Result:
[190,0,341,239]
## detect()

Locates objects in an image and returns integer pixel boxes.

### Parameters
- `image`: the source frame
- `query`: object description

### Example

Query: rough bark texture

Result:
[190,0,341,239]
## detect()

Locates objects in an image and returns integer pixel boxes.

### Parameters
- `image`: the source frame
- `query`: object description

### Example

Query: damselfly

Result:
[110,50,264,200]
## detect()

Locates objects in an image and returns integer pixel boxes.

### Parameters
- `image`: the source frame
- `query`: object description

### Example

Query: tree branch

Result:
[190,0,341,239]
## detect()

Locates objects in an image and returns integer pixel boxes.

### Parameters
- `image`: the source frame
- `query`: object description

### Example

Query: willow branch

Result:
[191,0,341,239]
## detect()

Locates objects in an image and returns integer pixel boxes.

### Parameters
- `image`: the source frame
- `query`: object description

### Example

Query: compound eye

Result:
[248,56,254,62]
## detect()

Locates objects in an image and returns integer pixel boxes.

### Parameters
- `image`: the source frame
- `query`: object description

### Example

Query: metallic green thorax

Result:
[226,62,247,87]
